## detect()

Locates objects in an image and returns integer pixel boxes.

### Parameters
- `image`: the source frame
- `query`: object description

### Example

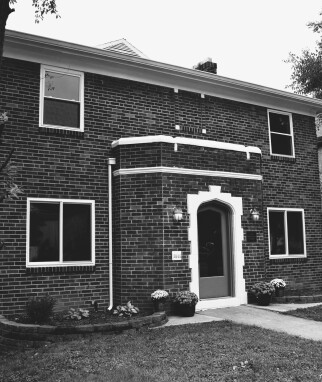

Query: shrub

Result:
[65,308,90,320]
[249,282,275,297]
[173,291,199,306]
[26,294,56,323]
[113,301,139,317]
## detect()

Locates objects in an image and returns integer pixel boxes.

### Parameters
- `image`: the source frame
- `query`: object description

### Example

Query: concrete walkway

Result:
[164,303,322,341]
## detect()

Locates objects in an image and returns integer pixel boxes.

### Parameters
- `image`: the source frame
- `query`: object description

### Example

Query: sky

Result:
[5,0,322,92]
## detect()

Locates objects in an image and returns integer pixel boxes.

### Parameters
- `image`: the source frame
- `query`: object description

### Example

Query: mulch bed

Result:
[6,310,143,327]
[282,304,322,322]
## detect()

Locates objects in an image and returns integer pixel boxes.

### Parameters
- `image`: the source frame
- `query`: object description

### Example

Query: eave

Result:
[4,29,322,117]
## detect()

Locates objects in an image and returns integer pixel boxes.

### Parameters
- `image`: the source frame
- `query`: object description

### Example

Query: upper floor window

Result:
[268,208,306,258]
[40,65,84,131]
[268,110,294,157]
[27,198,95,267]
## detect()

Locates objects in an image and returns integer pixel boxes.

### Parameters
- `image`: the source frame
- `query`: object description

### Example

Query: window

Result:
[268,110,294,157]
[27,198,95,267]
[268,208,306,258]
[40,65,84,131]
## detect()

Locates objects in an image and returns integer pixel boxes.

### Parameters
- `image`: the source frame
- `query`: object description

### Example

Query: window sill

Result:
[39,126,84,138]
[269,256,307,264]
[26,265,95,274]
[270,155,296,163]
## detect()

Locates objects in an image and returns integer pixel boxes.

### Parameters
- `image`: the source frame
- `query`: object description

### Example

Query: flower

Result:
[0,112,8,125]
[270,278,286,289]
[248,282,275,297]
[151,289,169,302]
[173,291,199,306]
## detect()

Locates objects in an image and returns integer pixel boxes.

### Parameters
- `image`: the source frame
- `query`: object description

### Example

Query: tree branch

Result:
[0,147,14,174]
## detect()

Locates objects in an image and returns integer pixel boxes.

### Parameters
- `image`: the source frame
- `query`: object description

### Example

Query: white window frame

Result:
[267,207,306,259]
[39,65,84,132]
[26,198,95,267]
[267,109,295,158]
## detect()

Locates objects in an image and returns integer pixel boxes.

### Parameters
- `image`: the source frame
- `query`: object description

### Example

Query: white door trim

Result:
[187,186,247,310]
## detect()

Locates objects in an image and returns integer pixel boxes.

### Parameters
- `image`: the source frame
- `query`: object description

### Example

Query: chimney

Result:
[193,58,217,74]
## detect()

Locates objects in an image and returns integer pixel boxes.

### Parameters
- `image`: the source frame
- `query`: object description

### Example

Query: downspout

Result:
[108,158,116,310]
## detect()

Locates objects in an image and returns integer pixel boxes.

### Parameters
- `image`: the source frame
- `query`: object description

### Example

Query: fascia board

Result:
[4,30,322,117]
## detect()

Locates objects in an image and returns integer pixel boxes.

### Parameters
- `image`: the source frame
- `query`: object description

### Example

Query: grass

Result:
[1,321,322,382]
[282,304,322,321]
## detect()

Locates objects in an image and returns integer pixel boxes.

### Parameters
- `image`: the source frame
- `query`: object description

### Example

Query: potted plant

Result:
[249,282,275,306]
[173,291,199,317]
[151,289,169,312]
[270,278,286,297]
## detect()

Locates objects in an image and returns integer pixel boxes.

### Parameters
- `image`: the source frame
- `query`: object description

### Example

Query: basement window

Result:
[27,198,95,267]
[40,65,84,131]
[268,110,295,157]
[268,208,306,258]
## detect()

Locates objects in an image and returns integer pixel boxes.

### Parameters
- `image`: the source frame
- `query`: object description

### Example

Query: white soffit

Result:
[4,30,322,117]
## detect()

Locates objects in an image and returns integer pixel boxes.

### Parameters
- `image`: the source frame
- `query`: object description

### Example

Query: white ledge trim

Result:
[113,166,262,181]
[111,135,261,155]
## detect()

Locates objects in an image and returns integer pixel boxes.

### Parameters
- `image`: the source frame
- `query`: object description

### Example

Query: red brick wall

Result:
[0,56,321,315]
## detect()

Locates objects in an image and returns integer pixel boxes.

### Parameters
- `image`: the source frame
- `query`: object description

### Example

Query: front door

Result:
[198,203,231,299]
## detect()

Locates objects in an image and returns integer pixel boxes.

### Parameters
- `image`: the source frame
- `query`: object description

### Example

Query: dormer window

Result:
[40,65,84,131]
[268,110,294,157]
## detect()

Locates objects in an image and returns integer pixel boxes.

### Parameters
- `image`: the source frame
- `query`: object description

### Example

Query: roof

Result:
[3,29,322,117]
[97,38,148,59]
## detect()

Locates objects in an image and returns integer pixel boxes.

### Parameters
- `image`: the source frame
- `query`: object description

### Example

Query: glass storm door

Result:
[198,204,231,299]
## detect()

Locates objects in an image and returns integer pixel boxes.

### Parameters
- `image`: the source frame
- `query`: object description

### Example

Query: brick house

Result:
[1,30,322,315]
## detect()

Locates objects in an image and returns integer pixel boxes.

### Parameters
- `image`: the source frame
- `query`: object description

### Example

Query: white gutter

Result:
[108,158,116,310]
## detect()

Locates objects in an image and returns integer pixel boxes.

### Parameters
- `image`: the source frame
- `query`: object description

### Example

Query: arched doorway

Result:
[198,202,232,299]
[187,186,246,310]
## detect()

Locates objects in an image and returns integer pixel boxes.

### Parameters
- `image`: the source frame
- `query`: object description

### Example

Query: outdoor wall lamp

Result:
[250,208,260,221]
[173,207,183,221]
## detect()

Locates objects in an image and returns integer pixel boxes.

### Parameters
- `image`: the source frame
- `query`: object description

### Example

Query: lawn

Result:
[283,304,322,322]
[1,321,322,382]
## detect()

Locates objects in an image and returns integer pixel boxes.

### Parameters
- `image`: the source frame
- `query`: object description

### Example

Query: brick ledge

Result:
[0,312,168,350]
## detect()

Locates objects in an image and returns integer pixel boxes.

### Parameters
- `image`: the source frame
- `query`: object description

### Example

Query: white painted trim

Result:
[267,110,295,158]
[4,30,322,117]
[267,207,307,259]
[39,65,84,132]
[187,186,247,310]
[26,198,95,267]
[97,38,148,59]
[111,135,261,156]
[113,166,262,181]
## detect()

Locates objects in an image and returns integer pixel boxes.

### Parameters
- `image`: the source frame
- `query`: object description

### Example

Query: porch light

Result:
[250,208,260,221]
[173,207,183,221]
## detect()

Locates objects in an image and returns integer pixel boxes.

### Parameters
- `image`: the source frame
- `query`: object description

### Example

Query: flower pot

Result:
[153,301,165,312]
[176,304,195,317]
[275,288,285,297]
[256,294,271,306]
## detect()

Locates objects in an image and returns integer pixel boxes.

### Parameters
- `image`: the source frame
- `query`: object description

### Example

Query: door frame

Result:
[187,186,247,310]
[198,203,231,299]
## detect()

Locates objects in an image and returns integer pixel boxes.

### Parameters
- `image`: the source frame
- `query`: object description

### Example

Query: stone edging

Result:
[0,312,168,350]
[272,295,322,304]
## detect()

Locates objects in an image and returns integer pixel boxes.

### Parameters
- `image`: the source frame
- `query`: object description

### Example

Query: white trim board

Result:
[111,135,261,158]
[113,166,262,181]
